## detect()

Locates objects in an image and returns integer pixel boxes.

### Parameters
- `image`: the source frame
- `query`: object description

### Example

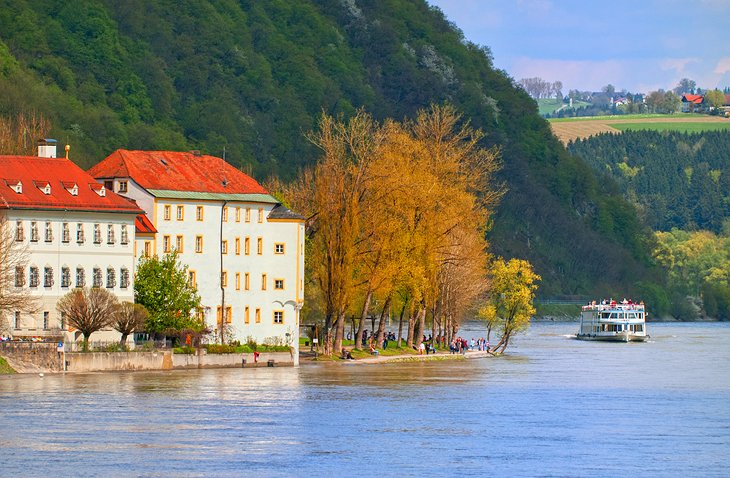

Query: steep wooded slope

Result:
[0,0,658,294]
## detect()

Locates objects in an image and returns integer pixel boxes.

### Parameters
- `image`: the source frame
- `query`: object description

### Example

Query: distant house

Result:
[0,141,142,343]
[681,94,704,112]
[88,150,304,359]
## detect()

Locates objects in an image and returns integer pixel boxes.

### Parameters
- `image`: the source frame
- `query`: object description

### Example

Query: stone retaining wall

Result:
[0,342,63,373]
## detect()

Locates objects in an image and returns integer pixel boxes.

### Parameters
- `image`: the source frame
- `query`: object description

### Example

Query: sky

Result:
[427,0,730,94]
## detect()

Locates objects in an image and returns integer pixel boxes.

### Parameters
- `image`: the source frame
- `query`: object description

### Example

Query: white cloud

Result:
[713,57,730,74]
[659,58,700,73]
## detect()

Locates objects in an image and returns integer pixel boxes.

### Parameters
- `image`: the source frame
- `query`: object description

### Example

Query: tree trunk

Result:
[355,288,373,349]
[333,309,346,354]
[119,333,129,347]
[406,309,416,349]
[82,333,90,352]
[375,296,391,348]
[397,302,406,348]
[415,307,426,348]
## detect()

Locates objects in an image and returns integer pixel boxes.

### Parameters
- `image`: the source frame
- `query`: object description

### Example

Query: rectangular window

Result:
[257,237,263,255]
[44,267,53,287]
[61,267,71,287]
[29,267,39,287]
[195,236,203,253]
[222,207,229,222]
[176,205,184,221]
[14,311,21,329]
[196,206,204,221]
[261,273,267,291]
[235,237,240,255]
[273,311,283,324]
[163,235,171,253]
[15,221,24,242]
[120,268,129,289]
[255,308,261,324]
[14,266,24,287]
[221,271,228,287]
[77,224,85,243]
[274,243,285,254]
[235,207,241,222]
[176,235,184,253]
[221,240,228,254]
[121,225,129,245]
[107,224,115,244]
[30,221,38,242]
[244,237,250,255]
[94,224,102,244]
[144,241,151,257]
[274,279,284,290]
[244,273,250,291]
[45,221,53,242]
[76,268,85,287]
[188,270,197,287]
[245,207,251,223]
[217,306,232,325]
[163,205,171,221]
[104,180,113,190]
[106,267,116,288]
[43,311,49,330]
[93,267,102,288]
[235,272,241,290]
[62,223,70,243]
[118,181,128,193]
[245,306,250,324]
[257,208,264,223]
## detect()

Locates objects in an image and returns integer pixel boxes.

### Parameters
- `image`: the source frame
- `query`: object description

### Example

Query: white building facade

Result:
[1,147,141,343]
[89,150,304,361]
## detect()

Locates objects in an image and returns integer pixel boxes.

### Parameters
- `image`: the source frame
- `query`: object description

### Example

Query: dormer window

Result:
[90,183,106,197]
[118,181,128,193]
[5,179,22,194]
[62,181,78,196]
[34,180,51,195]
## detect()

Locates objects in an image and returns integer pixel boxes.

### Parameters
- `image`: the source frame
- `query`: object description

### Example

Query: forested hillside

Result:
[569,130,730,233]
[0,0,660,296]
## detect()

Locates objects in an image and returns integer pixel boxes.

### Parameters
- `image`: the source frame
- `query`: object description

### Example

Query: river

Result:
[1,321,729,477]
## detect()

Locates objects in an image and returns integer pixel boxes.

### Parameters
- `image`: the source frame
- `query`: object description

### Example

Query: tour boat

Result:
[577,300,648,342]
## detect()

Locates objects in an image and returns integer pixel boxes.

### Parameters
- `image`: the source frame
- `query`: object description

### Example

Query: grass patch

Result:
[549,113,697,123]
[0,356,16,374]
[612,122,730,133]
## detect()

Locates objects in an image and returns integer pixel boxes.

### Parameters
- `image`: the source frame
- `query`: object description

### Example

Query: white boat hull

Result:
[576,332,648,342]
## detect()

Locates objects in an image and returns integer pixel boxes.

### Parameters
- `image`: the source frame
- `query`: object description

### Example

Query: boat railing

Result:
[581,303,645,312]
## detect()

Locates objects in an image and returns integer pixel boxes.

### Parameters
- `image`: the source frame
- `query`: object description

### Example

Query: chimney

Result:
[37,139,58,158]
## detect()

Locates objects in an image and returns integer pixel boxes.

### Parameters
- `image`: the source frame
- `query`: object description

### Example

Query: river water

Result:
[1,321,729,477]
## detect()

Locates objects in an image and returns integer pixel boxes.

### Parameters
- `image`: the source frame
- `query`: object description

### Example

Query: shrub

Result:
[173,346,196,354]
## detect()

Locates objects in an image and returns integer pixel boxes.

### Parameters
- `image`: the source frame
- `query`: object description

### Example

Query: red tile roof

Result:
[88,150,269,195]
[0,155,143,214]
[682,94,704,104]
[135,214,157,234]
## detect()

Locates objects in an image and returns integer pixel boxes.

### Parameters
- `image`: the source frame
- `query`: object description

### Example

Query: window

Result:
[261,273,267,290]
[221,271,228,288]
[235,207,241,222]
[217,306,232,325]
[30,221,38,242]
[244,237,250,255]
[257,208,264,223]
[44,267,53,287]
[15,221,23,242]
[244,273,250,291]
[62,223,70,243]
[176,205,184,221]
[77,224,85,243]
[274,243,285,254]
[43,311,49,330]
[235,237,240,255]
[196,206,204,221]
[14,266,24,287]
[93,267,102,288]
[273,311,284,324]
[107,224,115,244]
[235,272,241,290]
[104,180,113,190]
[274,279,284,290]
[163,205,171,221]
[118,181,128,193]
[245,306,250,324]
[163,235,171,253]
[106,267,116,288]
[257,237,263,255]
[45,222,53,242]
[222,207,229,222]
[29,267,39,287]
[221,240,228,254]
[120,268,129,289]
[188,270,197,287]
[94,224,102,244]
[195,236,203,253]
[76,267,85,287]
[176,235,184,253]
[14,311,20,329]
[61,267,71,287]
[121,225,129,245]
[255,308,261,324]
[245,207,251,223]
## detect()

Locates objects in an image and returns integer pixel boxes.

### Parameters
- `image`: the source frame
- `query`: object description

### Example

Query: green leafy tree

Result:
[134,252,203,337]
[704,89,725,109]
